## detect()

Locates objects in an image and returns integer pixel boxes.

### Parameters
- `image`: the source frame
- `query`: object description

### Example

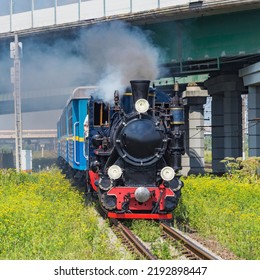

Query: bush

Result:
[221,157,260,182]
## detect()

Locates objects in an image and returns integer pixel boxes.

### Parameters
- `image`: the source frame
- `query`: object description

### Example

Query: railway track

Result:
[95,204,157,260]
[160,223,222,260]
[96,204,221,260]
[110,218,157,260]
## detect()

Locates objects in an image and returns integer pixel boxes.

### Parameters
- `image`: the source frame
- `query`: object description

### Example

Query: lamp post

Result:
[40,144,45,158]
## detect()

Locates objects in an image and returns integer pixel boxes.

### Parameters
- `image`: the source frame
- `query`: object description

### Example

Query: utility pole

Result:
[241,94,247,160]
[78,0,81,21]
[54,0,57,24]
[31,0,34,28]
[10,0,13,31]
[10,34,23,172]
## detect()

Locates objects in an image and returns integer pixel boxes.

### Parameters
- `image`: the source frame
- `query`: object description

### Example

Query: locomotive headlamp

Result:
[134,187,150,203]
[107,165,122,180]
[135,98,149,113]
[160,166,175,181]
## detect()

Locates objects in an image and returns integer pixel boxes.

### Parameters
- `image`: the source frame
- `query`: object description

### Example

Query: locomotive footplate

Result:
[107,212,173,220]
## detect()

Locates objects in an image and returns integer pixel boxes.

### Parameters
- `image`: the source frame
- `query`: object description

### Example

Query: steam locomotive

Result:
[57,80,185,220]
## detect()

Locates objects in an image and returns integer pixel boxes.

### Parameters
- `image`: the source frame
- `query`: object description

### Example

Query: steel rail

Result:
[160,223,221,260]
[111,219,157,260]
[95,205,157,260]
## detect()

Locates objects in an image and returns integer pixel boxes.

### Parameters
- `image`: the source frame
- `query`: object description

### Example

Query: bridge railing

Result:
[0,1,255,34]
[0,0,193,33]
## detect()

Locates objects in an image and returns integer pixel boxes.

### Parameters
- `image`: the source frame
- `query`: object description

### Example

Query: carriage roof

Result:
[66,86,98,105]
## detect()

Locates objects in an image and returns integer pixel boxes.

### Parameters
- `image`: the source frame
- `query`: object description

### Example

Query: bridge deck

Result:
[0,0,260,38]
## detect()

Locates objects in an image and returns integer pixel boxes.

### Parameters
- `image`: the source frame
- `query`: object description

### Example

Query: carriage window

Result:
[68,107,73,135]
[93,102,109,126]
[61,113,66,136]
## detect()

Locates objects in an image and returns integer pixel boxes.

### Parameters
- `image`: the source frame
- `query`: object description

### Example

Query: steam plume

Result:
[2,21,163,100]
[0,21,164,129]
[78,21,162,101]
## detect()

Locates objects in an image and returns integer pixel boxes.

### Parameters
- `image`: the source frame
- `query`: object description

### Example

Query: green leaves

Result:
[221,157,260,181]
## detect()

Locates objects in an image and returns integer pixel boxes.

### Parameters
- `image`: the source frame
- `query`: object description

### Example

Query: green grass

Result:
[2,167,258,260]
[204,150,212,165]
[130,220,160,242]
[173,174,260,259]
[129,220,173,259]
[0,168,133,260]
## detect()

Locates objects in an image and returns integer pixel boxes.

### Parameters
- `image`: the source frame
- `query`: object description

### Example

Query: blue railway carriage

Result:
[57,86,110,185]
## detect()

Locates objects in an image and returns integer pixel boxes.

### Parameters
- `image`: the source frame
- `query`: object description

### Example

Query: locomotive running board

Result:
[108,212,172,220]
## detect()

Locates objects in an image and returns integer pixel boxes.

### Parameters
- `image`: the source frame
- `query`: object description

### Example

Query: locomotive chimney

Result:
[130,80,150,104]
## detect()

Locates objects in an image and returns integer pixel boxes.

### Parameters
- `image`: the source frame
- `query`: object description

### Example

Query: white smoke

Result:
[78,21,163,101]
[0,20,165,129]
[2,20,163,100]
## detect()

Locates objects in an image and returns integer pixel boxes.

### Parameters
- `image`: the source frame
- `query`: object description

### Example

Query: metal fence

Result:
[1,0,253,34]
[0,0,189,33]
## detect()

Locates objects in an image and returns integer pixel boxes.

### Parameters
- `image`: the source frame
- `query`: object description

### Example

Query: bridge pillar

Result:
[182,84,208,175]
[205,74,245,173]
[239,62,260,156]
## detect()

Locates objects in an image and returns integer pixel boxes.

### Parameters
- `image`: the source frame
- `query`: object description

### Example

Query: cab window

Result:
[93,102,109,126]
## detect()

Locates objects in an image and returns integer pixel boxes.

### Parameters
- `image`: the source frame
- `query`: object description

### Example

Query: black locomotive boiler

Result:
[88,80,185,219]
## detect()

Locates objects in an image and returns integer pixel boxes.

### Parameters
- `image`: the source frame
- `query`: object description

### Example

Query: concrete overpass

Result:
[0,87,73,114]
[0,0,260,38]
[0,129,57,153]
[0,129,57,139]
[0,0,260,174]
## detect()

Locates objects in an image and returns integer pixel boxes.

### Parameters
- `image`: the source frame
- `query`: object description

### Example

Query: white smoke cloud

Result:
[77,21,163,101]
[2,20,163,99]
[0,20,165,129]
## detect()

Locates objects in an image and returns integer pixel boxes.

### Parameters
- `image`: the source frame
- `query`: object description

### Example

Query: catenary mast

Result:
[10,34,22,172]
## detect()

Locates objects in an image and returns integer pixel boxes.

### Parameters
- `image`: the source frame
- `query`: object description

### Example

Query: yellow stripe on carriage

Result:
[65,136,85,142]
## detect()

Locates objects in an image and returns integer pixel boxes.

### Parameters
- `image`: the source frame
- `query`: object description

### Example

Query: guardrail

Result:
[1,0,257,34]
